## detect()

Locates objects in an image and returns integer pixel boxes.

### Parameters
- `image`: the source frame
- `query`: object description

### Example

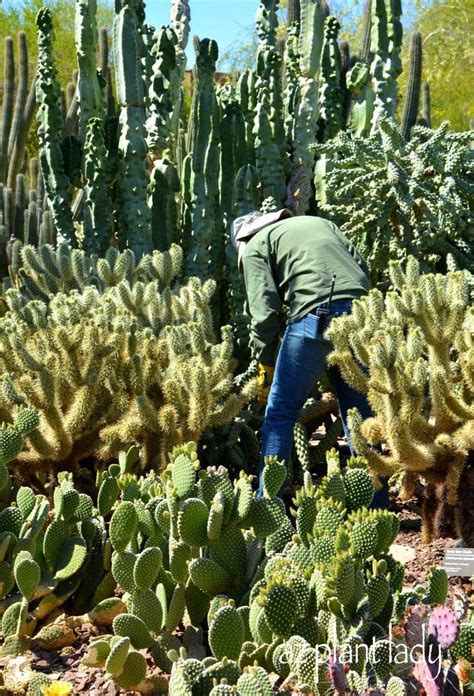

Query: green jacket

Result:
[241,215,370,366]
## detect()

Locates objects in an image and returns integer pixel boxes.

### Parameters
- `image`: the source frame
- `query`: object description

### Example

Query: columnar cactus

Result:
[318,16,343,141]
[5,33,37,190]
[370,0,403,127]
[254,0,288,207]
[35,9,76,247]
[83,117,113,255]
[286,0,325,214]
[169,0,191,142]
[401,31,422,140]
[75,0,105,143]
[113,3,152,257]
[185,37,223,280]
[0,37,15,184]
[146,26,179,155]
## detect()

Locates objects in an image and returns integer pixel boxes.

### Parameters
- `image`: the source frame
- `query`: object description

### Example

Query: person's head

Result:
[230,208,292,272]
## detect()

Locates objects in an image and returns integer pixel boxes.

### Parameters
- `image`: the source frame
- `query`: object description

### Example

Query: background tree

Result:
[398,0,473,130]
[0,0,113,87]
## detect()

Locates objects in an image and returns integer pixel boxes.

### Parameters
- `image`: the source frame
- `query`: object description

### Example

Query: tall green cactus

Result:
[254,0,288,207]
[169,0,191,143]
[75,0,105,143]
[35,8,76,247]
[236,70,257,165]
[6,35,37,190]
[185,37,222,279]
[420,82,432,129]
[370,0,403,127]
[318,16,343,141]
[0,37,14,183]
[83,117,113,255]
[401,31,422,141]
[220,102,248,219]
[113,3,152,257]
[146,26,179,156]
[286,0,325,214]
[287,0,301,25]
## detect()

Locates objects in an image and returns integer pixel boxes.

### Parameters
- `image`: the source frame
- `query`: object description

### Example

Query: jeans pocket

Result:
[303,314,321,341]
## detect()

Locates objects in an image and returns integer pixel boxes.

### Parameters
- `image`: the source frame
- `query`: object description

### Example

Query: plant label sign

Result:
[444,548,474,577]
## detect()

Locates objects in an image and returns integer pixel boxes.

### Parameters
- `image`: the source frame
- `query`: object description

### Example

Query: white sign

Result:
[444,548,474,577]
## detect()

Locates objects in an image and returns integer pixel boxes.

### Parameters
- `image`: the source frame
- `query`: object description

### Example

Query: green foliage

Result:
[399,0,474,132]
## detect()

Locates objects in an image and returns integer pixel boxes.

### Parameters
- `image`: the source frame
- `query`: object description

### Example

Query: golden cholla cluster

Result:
[325,257,473,541]
[0,248,256,474]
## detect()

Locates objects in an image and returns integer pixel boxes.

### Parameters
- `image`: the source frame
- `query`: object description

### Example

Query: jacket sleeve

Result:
[330,222,370,280]
[242,248,282,367]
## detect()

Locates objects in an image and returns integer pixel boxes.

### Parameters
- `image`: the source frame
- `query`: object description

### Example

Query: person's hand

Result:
[258,364,274,405]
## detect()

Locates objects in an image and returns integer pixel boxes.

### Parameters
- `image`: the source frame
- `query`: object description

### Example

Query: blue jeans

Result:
[258,299,373,498]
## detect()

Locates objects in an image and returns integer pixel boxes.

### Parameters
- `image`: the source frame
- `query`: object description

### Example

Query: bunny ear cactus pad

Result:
[109,501,138,552]
[262,583,299,637]
[450,623,474,661]
[237,665,273,696]
[209,604,245,660]
[14,552,40,600]
[189,558,232,595]
[171,452,197,498]
[386,676,407,696]
[14,408,40,436]
[113,613,154,649]
[427,568,449,606]
[0,507,23,537]
[127,589,163,633]
[343,466,374,510]
[178,498,209,547]
[54,535,88,580]
[0,425,24,465]
[112,551,137,593]
[133,546,162,591]
[113,650,147,689]
[350,519,378,558]
[246,498,285,538]
[105,635,131,676]
[262,456,286,498]
[98,476,120,516]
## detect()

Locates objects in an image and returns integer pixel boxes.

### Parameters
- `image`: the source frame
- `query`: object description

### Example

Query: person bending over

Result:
[231,208,374,498]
